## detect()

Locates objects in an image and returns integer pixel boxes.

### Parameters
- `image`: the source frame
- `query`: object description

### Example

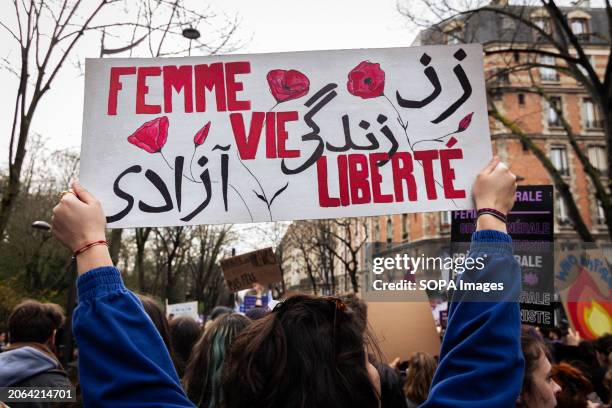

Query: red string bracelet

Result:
[73,240,108,257]
[476,208,508,224]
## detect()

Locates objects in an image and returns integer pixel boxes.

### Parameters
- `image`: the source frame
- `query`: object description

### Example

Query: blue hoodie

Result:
[0,346,64,387]
[72,230,523,407]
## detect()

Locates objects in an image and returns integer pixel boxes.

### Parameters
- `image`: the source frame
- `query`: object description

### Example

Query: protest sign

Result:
[220,247,282,292]
[80,44,491,227]
[556,248,612,340]
[367,301,441,360]
[166,300,198,320]
[451,185,555,327]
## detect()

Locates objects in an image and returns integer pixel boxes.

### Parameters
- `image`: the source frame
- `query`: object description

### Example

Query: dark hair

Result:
[138,295,176,364]
[552,362,592,408]
[340,293,368,334]
[9,300,65,344]
[209,306,233,321]
[245,306,270,321]
[183,313,250,407]
[222,295,380,408]
[593,334,612,357]
[169,316,201,378]
[518,327,549,407]
[404,352,437,404]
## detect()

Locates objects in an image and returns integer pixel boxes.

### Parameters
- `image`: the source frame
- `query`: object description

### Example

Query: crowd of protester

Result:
[0,157,610,407]
[0,296,610,407]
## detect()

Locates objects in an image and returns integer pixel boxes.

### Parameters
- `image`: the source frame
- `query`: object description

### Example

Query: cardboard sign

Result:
[451,185,555,327]
[220,247,282,292]
[80,44,491,227]
[556,248,612,340]
[367,300,441,360]
[166,300,198,320]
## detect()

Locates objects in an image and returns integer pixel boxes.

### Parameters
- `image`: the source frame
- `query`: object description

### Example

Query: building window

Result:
[440,211,452,227]
[582,98,602,129]
[374,219,380,242]
[402,214,408,240]
[540,55,559,82]
[547,96,563,127]
[596,200,606,225]
[587,145,607,174]
[551,146,569,176]
[571,18,587,34]
[386,217,393,243]
[503,17,516,32]
[518,93,525,106]
[533,18,551,40]
[578,55,595,78]
[556,194,571,225]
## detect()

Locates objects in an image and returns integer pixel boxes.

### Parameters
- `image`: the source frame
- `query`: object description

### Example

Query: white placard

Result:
[166,301,198,320]
[80,44,490,227]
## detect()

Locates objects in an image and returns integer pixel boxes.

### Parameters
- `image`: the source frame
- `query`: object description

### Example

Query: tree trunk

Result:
[108,229,123,264]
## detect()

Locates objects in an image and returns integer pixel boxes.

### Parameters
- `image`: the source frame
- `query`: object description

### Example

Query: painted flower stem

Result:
[236,152,273,221]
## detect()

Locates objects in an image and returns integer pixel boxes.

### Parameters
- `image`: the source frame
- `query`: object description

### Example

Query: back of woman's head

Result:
[169,316,201,376]
[138,295,174,355]
[183,312,250,408]
[403,352,437,404]
[222,294,380,408]
[552,362,592,408]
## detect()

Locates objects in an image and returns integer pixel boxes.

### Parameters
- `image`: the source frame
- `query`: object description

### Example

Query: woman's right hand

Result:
[472,156,517,233]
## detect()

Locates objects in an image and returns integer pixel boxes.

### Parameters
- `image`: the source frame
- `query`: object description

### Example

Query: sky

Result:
[0,0,417,168]
[0,0,418,251]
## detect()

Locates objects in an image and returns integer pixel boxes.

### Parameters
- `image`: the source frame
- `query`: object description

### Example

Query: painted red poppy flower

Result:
[127,116,169,153]
[267,69,310,103]
[194,121,211,146]
[347,61,385,99]
[457,112,474,132]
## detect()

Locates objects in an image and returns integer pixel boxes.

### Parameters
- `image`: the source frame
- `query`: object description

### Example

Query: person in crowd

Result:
[419,156,523,407]
[0,331,7,351]
[169,316,201,378]
[551,362,600,408]
[0,300,72,391]
[517,328,562,408]
[139,295,175,354]
[50,156,523,407]
[604,353,612,406]
[183,312,250,407]
[403,352,437,408]
[244,306,270,321]
[205,306,233,331]
[209,306,232,321]
[222,294,382,407]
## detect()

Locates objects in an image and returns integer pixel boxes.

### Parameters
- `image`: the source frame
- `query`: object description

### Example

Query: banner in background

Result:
[166,300,199,320]
[451,185,555,327]
[556,247,612,340]
[80,44,491,227]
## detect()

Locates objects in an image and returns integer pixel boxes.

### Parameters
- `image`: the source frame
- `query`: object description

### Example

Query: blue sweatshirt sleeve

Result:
[421,230,525,408]
[73,266,194,408]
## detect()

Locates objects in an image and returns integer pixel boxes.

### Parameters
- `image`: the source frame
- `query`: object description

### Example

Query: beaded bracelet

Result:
[476,208,507,224]
[73,240,108,257]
